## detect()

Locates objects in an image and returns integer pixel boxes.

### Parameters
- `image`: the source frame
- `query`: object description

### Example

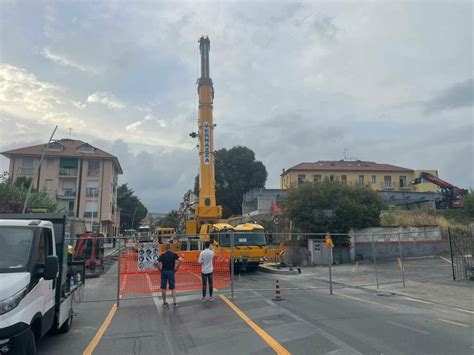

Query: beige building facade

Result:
[2,139,123,236]
[280,160,438,193]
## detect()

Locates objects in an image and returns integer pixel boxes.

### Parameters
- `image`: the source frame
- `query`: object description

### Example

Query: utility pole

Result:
[23,126,58,213]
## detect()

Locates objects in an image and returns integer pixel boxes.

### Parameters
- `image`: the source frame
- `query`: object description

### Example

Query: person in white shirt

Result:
[198,241,214,302]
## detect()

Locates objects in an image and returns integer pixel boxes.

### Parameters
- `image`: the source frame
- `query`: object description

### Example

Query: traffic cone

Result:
[272,280,284,301]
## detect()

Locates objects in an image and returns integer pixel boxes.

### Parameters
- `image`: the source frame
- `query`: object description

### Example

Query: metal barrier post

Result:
[328,251,333,295]
[371,233,379,289]
[447,228,456,281]
[116,237,121,307]
[230,232,234,299]
[397,232,406,288]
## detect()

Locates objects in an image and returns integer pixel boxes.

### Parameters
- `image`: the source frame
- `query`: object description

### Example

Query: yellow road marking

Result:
[83,304,117,355]
[220,295,291,355]
[351,262,359,273]
[439,256,454,265]
[397,258,405,271]
[334,292,381,306]
[438,319,470,328]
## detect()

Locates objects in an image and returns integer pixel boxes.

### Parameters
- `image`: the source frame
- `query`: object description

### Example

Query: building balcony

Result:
[19,167,34,176]
[86,188,100,197]
[57,188,76,199]
[59,168,77,177]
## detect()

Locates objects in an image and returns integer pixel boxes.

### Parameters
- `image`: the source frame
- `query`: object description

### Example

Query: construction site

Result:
[0,34,472,355]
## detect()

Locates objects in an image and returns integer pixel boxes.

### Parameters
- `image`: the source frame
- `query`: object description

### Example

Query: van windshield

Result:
[0,227,35,273]
[219,231,266,246]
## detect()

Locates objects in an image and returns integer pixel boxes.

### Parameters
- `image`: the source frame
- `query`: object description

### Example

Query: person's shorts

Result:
[161,270,176,290]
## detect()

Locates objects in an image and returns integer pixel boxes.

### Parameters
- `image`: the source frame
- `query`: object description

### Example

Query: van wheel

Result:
[58,313,73,334]
[26,328,37,355]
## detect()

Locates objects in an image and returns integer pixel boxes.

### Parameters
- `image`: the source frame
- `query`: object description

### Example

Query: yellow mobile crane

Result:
[186,37,267,271]
[186,36,222,235]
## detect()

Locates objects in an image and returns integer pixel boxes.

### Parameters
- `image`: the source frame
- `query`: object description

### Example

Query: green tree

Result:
[157,210,181,229]
[0,173,57,213]
[285,181,383,233]
[463,190,474,218]
[194,146,267,218]
[14,176,33,190]
[117,183,148,231]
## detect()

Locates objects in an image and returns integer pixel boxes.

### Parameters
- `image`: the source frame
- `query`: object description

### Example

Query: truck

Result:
[0,214,84,355]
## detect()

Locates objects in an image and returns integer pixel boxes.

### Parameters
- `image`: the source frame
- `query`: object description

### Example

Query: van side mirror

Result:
[43,255,59,280]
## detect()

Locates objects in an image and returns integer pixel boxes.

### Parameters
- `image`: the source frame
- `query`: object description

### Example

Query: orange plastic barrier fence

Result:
[119,251,230,296]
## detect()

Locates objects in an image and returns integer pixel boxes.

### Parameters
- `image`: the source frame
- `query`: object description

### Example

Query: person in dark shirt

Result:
[156,244,181,307]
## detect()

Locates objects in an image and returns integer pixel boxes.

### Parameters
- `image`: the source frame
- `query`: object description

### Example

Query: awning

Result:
[60,158,78,168]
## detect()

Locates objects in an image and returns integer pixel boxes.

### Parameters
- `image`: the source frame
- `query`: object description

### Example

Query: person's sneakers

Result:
[201,297,207,302]
[208,297,214,302]
[162,302,169,308]
[173,303,179,308]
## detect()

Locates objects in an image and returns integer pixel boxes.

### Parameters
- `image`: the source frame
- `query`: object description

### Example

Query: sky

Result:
[0,1,472,213]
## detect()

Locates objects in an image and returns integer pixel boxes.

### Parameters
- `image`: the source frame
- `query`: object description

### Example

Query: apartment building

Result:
[2,139,123,236]
[280,160,438,192]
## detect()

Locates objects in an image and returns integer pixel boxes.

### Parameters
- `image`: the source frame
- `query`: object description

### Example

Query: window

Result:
[358,175,365,186]
[44,179,53,191]
[297,174,306,186]
[20,157,34,176]
[341,175,347,183]
[21,157,33,168]
[46,142,64,151]
[77,144,95,152]
[330,175,335,181]
[399,176,407,188]
[88,160,100,176]
[384,176,392,188]
[371,175,376,184]
[314,175,322,182]
[37,228,53,264]
[86,180,100,197]
[84,201,98,217]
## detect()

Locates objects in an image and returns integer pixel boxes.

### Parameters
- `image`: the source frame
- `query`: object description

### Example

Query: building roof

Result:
[1,138,123,174]
[282,160,413,175]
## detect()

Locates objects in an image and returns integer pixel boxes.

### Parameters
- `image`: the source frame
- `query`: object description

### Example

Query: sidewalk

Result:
[366,279,474,311]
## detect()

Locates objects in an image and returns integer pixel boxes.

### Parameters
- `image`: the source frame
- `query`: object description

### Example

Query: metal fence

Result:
[65,228,454,306]
[448,227,473,281]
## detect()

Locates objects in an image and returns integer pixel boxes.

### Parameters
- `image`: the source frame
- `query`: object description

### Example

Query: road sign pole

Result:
[230,231,234,299]
[371,233,379,289]
[328,249,333,295]
[397,232,406,288]
[116,236,121,307]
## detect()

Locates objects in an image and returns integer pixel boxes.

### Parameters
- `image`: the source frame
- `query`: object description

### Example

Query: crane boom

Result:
[187,36,222,235]
[413,172,467,209]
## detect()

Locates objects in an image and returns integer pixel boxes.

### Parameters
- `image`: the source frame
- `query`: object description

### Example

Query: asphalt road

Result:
[38,261,473,355]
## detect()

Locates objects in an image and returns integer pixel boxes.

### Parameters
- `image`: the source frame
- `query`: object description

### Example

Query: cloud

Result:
[424,78,474,114]
[87,92,126,110]
[41,48,98,73]
[126,114,168,133]
[42,112,85,126]
[0,64,62,113]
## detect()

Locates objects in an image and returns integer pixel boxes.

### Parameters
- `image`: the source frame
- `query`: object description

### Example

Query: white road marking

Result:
[402,297,434,305]
[453,308,474,315]
[386,320,431,335]
[438,319,471,328]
